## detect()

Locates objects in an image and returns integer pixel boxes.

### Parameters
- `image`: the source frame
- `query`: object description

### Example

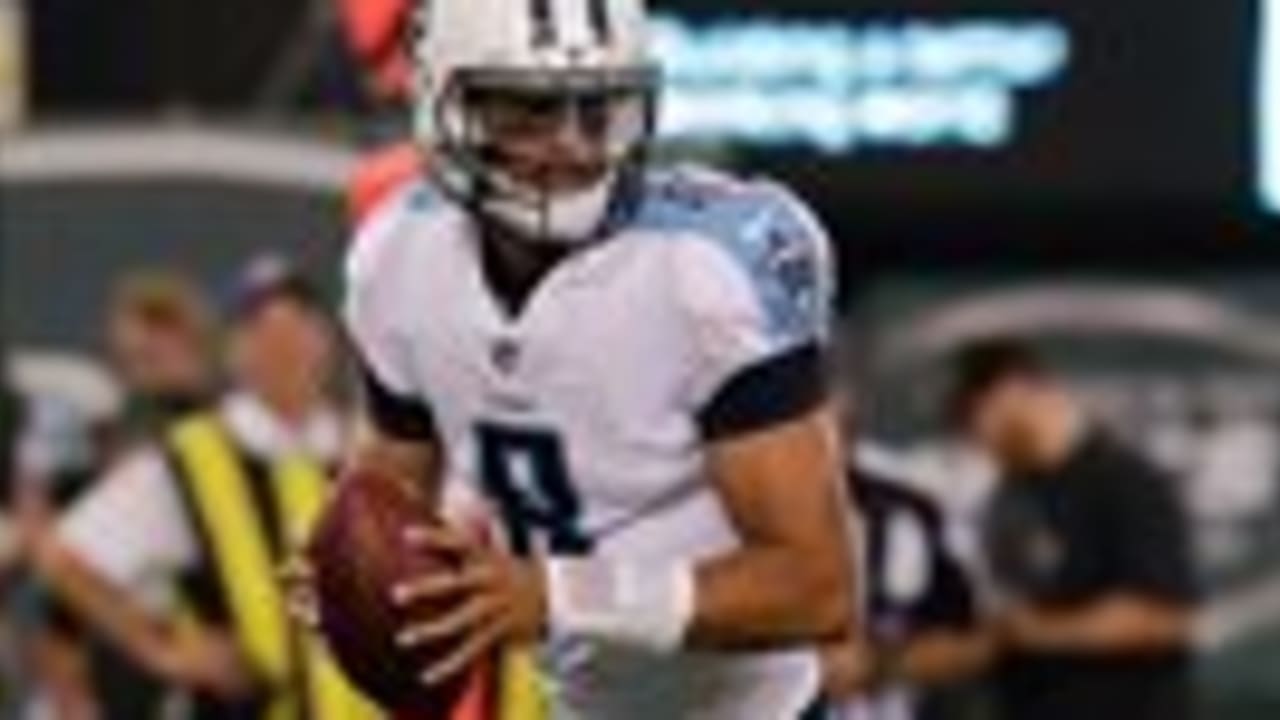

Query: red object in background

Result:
[336,0,427,230]
[337,0,412,100]
[347,141,425,227]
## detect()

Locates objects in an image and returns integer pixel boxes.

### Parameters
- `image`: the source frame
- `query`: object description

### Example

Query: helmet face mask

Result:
[435,68,657,243]
[413,0,659,245]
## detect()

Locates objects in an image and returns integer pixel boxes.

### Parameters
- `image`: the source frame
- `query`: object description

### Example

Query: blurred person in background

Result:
[335,0,426,226]
[105,272,218,443]
[814,441,993,720]
[946,338,1199,720]
[2,353,129,720]
[25,256,379,720]
[1,379,24,715]
[1,380,21,568]
[13,385,119,720]
[42,271,222,720]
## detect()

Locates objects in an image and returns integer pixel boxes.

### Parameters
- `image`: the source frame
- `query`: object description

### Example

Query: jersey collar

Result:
[219,392,345,463]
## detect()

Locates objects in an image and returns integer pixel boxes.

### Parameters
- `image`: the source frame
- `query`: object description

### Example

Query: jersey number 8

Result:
[476,423,592,556]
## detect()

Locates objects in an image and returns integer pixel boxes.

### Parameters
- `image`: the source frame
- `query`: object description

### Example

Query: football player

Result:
[339,0,857,718]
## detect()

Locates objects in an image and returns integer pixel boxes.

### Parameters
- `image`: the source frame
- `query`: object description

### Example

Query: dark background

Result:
[659,0,1266,274]
[23,0,1270,276]
[27,0,316,110]
[667,0,1252,197]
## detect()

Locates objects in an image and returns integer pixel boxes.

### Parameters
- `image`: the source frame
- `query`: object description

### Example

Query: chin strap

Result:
[479,170,618,245]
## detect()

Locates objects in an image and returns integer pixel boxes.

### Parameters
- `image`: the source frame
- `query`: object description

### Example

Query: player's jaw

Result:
[486,128,611,197]
[498,143,609,196]
[468,91,616,196]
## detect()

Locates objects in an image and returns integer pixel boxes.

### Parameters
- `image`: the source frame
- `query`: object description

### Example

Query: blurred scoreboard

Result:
[654,0,1261,215]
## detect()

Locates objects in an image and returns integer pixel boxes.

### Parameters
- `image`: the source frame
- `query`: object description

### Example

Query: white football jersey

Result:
[344,165,835,720]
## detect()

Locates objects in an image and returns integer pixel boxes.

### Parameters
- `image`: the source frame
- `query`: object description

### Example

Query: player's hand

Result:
[279,554,320,630]
[392,523,547,687]
[819,639,880,698]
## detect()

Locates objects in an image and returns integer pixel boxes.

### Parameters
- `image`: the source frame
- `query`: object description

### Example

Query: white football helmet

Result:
[411,0,658,244]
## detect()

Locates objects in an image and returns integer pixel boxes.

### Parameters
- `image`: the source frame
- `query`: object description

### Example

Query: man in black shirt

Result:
[946,338,1199,720]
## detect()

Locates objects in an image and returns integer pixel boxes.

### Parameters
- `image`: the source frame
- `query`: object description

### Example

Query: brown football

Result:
[307,470,477,715]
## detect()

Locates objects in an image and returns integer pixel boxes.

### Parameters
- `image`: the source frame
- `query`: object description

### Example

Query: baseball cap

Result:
[226,254,326,322]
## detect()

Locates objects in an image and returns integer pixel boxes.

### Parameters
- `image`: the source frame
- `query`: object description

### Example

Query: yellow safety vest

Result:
[498,649,548,720]
[168,414,382,720]
[169,413,549,720]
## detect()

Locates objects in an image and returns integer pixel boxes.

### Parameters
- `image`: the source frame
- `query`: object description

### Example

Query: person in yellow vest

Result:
[25,256,381,720]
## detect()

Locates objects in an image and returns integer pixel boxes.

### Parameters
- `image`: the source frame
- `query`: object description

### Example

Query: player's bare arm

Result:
[395,403,856,684]
[688,404,855,648]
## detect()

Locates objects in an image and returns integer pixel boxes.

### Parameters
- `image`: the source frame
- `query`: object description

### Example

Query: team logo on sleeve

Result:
[765,227,819,311]
[747,220,820,339]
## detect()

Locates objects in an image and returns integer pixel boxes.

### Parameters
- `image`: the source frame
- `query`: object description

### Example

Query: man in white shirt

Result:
[27,257,370,720]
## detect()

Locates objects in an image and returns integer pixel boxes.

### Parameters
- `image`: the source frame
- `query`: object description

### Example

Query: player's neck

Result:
[478,228,574,318]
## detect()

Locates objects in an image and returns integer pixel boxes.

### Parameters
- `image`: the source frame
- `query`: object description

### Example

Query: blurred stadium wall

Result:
[1,125,355,352]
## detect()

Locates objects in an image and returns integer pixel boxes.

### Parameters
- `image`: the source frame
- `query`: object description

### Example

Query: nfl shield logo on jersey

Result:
[491,336,522,375]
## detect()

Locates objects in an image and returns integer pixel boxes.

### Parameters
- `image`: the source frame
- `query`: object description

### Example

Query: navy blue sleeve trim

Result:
[698,343,828,442]
[357,356,437,442]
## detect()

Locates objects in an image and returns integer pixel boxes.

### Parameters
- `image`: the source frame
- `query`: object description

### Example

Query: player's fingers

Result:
[277,556,314,585]
[391,564,497,606]
[279,557,321,629]
[402,524,474,558]
[286,596,321,629]
[287,589,322,629]
[397,595,499,649]
[419,619,505,688]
